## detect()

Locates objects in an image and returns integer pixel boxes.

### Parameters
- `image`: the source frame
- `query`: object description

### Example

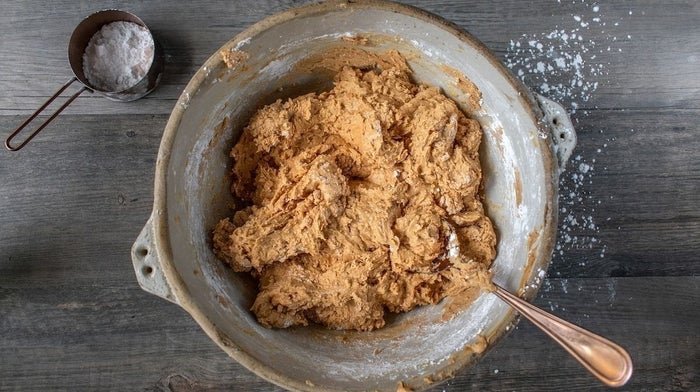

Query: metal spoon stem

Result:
[493,283,633,387]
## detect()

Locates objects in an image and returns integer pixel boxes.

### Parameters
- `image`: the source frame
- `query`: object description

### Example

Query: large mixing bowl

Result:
[131,1,576,390]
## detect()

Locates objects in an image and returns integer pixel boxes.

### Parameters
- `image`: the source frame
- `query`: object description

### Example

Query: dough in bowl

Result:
[213,49,496,331]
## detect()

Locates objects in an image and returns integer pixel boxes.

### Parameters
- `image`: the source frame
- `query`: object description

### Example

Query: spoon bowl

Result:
[493,283,633,387]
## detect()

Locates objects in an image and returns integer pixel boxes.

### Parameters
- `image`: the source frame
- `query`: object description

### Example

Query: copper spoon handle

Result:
[493,284,633,387]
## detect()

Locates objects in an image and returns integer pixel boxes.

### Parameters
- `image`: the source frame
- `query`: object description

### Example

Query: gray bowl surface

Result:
[131,1,576,391]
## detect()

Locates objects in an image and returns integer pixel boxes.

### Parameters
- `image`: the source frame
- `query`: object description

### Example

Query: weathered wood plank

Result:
[0,1,699,115]
[0,0,301,116]
[1,109,698,280]
[0,277,697,391]
[0,115,162,286]
[548,108,700,278]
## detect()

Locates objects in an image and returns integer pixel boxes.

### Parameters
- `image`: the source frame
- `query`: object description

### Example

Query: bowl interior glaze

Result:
[155,1,557,391]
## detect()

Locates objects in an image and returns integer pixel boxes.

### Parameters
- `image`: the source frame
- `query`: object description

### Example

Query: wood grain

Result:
[549,108,700,278]
[1,277,697,391]
[1,109,697,281]
[1,1,698,391]
[1,1,699,114]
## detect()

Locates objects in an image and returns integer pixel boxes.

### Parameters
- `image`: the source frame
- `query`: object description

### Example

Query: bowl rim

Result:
[149,0,559,390]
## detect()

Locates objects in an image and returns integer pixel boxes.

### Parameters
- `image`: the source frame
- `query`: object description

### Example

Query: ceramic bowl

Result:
[131,1,576,390]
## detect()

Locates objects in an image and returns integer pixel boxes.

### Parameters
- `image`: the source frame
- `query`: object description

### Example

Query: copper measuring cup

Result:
[5,10,164,151]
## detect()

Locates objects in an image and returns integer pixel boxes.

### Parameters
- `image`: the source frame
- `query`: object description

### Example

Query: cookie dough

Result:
[213,49,496,331]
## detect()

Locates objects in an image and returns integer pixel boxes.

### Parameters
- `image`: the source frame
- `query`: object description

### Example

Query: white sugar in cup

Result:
[82,21,155,93]
[69,10,164,101]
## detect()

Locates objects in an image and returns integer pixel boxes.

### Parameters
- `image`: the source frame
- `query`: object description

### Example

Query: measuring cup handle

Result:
[5,77,90,151]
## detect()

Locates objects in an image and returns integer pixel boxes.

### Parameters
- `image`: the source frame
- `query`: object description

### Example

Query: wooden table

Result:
[1,1,698,390]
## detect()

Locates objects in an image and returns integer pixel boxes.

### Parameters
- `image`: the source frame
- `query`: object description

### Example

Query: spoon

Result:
[492,283,633,387]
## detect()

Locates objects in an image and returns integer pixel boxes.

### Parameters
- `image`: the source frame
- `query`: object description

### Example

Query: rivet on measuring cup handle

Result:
[4,9,164,151]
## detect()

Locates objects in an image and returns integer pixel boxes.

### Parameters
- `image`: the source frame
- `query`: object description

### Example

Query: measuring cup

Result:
[5,10,164,151]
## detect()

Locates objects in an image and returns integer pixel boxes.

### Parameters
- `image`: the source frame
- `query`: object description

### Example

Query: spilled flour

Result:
[505,1,632,287]
[505,1,631,115]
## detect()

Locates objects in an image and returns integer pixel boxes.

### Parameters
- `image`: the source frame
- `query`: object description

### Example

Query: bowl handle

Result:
[536,95,577,173]
[131,215,179,304]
